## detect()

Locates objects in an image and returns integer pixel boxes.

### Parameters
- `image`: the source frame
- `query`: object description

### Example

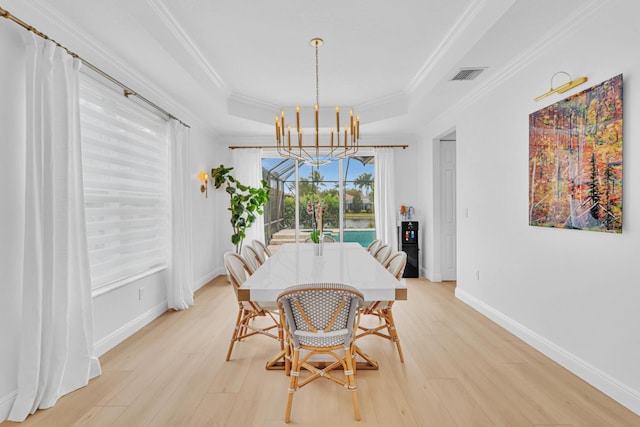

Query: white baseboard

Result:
[455,288,640,416]
[0,391,17,423]
[194,268,225,292]
[94,301,168,357]
[94,268,226,358]
[423,267,442,282]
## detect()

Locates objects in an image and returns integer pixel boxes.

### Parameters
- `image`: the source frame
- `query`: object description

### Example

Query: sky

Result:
[262,156,374,183]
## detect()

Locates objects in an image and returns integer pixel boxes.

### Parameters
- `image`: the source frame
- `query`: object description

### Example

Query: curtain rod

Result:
[228,144,408,150]
[0,6,190,129]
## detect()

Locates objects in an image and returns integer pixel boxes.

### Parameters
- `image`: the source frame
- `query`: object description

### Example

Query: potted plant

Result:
[309,229,321,244]
[211,165,270,254]
[307,198,327,255]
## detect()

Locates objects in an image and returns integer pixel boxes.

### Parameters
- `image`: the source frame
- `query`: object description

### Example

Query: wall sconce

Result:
[534,71,588,102]
[198,171,208,198]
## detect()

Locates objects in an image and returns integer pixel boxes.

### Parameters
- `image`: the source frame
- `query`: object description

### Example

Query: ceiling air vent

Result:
[450,67,487,81]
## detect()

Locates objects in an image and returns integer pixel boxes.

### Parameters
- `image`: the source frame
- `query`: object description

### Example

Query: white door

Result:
[440,140,457,280]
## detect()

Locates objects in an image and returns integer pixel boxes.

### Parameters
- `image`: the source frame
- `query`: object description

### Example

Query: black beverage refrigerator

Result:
[399,221,419,278]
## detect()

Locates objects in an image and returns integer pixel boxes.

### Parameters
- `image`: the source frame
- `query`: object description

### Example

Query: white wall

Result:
[191,128,231,288]
[421,1,640,414]
[393,144,423,226]
[393,144,427,266]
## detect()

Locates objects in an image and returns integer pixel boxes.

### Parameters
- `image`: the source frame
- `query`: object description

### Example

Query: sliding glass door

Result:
[261,156,375,250]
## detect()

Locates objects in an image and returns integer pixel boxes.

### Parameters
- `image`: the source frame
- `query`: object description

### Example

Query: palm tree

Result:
[354,172,374,196]
[298,177,314,197]
[309,169,325,194]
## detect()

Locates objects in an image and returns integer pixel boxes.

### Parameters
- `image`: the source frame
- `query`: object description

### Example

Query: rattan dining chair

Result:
[373,244,392,265]
[366,239,382,254]
[242,245,263,271]
[223,252,281,361]
[303,234,336,243]
[385,250,407,280]
[252,239,272,259]
[277,283,365,423]
[356,250,407,362]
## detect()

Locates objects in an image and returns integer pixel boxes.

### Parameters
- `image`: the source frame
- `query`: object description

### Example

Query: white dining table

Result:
[239,242,407,370]
[238,242,407,303]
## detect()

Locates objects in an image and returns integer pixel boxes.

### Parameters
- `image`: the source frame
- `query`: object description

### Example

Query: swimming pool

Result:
[325,229,376,247]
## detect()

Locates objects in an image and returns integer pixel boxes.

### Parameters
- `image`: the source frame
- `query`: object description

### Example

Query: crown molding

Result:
[357,91,408,112]
[217,133,419,148]
[358,134,420,146]
[15,0,207,130]
[229,92,280,111]
[146,0,228,92]
[435,0,608,122]
[407,0,487,94]
[227,90,409,127]
[227,93,286,126]
[356,92,409,124]
[217,134,275,146]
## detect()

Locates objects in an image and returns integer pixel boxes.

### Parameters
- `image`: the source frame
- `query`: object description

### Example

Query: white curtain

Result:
[9,34,101,422]
[374,148,398,250]
[167,120,193,310]
[232,148,264,247]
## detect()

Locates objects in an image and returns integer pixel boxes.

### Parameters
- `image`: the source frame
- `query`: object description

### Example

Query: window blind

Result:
[79,74,169,290]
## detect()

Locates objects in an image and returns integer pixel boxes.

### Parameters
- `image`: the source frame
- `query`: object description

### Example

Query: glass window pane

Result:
[343,156,375,247]
[261,155,376,251]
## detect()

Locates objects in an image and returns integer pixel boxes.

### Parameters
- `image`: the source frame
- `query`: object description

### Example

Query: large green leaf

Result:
[210,164,271,251]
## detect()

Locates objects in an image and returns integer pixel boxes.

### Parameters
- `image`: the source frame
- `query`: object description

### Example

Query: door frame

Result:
[433,129,457,282]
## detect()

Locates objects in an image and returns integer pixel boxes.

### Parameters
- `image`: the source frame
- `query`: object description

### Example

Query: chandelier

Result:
[275,38,360,166]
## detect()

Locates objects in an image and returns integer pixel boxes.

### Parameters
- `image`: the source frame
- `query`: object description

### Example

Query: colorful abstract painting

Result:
[529,74,623,233]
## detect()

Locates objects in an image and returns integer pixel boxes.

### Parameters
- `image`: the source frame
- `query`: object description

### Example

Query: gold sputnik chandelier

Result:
[275,38,360,166]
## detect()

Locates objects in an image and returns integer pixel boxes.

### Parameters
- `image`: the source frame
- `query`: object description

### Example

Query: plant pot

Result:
[313,242,323,256]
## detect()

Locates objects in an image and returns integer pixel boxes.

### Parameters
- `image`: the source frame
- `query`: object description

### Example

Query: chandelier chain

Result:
[315,42,319,106]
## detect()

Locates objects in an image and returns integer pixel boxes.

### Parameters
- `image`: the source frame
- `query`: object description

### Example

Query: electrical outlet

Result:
[138,288,144,300]
[475,270,480,280]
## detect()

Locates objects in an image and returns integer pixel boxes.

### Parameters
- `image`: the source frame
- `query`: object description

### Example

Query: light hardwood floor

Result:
[4,277,639,426]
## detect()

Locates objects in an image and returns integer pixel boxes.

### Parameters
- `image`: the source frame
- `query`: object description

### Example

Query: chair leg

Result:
[284,334,291,376]
[285,348,300,423]
[382,307,404,363]
[226,306,244,361]
[238,311,249,341]
[345,346,361,421]
[277,312,285,352]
